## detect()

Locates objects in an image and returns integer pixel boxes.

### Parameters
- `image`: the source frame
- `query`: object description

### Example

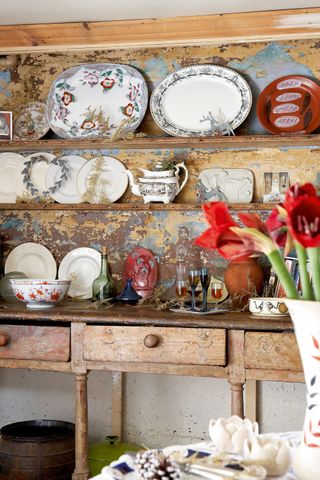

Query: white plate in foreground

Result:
[58,247,101,299]
[5,242,57,279]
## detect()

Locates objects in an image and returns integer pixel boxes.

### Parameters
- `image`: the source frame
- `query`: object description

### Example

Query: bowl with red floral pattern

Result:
[10,279,71,309]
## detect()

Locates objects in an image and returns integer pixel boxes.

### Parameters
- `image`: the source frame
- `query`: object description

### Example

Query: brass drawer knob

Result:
[0,332,10,346]
[143,334,159,348]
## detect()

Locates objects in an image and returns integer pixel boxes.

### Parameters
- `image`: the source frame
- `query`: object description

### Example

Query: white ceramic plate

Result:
[77,156,128,203]
[46,155,87,203]
[46,63,148,139]
[150,64,252,137]
[16,152,56,199]
[13,102,50,140]
[5,242,57,279]
[0,152,25,203]
[58,247,101,299]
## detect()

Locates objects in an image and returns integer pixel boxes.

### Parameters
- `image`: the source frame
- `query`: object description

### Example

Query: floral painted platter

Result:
[257,75,320,134]
[58,247,101,299]
[150,64,252,137]
[5,242,57,279]
[46,63,148,139]
[13,102,50,140]
[77,156,128,204]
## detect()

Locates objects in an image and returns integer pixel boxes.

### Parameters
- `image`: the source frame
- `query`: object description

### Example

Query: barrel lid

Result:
[0,419,75,442]
[89,435,141,461]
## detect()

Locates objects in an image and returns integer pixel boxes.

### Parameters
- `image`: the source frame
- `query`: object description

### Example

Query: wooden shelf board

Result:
[1,135,320,152]
[0,203,274,212]
[0,8,320,53]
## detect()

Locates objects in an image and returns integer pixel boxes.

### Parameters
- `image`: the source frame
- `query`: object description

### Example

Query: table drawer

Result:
[83,326,226,365]
[0,325,70,361]
[245,332,302,371]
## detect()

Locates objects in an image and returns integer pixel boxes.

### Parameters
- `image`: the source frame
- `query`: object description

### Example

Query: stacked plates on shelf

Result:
[5,242,57,279]
[0,153,128,204]
[4,243,102,300]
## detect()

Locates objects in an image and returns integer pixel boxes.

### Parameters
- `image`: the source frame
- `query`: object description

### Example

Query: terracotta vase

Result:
[223,258,264,309]
[285,300,320,480]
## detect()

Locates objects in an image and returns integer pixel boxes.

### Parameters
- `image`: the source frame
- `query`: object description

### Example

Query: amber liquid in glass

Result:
[211,286,223,299]
[175,285,188,298]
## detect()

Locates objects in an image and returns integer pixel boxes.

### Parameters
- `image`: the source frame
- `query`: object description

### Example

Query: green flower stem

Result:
[295,242,314,301]
[268,249,299,299]
[307,247,320,301]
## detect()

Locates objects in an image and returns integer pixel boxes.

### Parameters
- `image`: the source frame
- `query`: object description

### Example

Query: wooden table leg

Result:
[230,382,244,417]
[72,373,90,480]
[227,329,245,418]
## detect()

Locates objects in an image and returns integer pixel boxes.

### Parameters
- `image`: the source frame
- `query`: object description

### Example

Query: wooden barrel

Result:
[0,419,75,480]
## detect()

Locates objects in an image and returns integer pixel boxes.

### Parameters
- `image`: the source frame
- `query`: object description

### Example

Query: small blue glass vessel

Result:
[116,278,142,305]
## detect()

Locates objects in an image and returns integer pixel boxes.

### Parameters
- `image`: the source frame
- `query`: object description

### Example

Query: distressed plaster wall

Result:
[0,37,317,443]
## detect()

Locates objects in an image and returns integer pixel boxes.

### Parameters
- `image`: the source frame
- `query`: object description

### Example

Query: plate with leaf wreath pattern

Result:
[46,63,148,139]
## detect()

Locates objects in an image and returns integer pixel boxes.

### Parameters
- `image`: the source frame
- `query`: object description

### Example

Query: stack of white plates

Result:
[5,243,102,300]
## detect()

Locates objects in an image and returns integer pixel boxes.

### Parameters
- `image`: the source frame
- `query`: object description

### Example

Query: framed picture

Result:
[0,111,12,141]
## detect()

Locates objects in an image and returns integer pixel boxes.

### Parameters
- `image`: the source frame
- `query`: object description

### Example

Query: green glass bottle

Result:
[92,247,116,301]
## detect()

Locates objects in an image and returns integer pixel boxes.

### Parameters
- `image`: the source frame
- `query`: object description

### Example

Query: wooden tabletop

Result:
[0,301,293,331]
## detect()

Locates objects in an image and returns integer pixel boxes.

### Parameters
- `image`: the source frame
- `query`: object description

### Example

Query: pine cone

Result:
[135,450,180,479]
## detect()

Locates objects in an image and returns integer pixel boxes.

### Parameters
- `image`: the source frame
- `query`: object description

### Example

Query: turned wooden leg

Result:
[229,382,244,418]
[72,373,90,480]
[227,330,245,419]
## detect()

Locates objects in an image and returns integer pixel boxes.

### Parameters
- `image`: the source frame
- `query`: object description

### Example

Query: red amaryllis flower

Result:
[239,212,270,235]
[284,182,317,209]
[287,196,320,248]
[266,207,287,247]
[194,202,255,261]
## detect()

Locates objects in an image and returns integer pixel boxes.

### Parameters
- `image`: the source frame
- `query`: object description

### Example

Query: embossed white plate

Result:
[5,242,57,279]
[197,168,254,203]
[150,64,252,137]
[46,154,87,203]
[46,63,148,139]
[58,247,101,299]
[77,156,128,203]
[0,152,25,203]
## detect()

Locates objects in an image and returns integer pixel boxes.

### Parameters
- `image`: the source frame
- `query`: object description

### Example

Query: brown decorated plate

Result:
[257,75,320,134]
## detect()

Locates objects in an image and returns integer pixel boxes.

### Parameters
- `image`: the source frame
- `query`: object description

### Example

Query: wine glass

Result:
[211,281,224,310]
[200,268,210,312]
[175,262,188,309]
[188,269,201,311]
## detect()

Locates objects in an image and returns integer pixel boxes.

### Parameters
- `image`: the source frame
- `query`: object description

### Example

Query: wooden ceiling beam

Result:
[0,7,320,53]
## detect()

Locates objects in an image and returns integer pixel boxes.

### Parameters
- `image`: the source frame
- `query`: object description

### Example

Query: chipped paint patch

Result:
[0,71,11,98]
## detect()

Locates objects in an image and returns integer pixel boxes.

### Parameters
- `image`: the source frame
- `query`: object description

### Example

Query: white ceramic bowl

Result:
[249,297,289,316]
[10,279,71,309]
